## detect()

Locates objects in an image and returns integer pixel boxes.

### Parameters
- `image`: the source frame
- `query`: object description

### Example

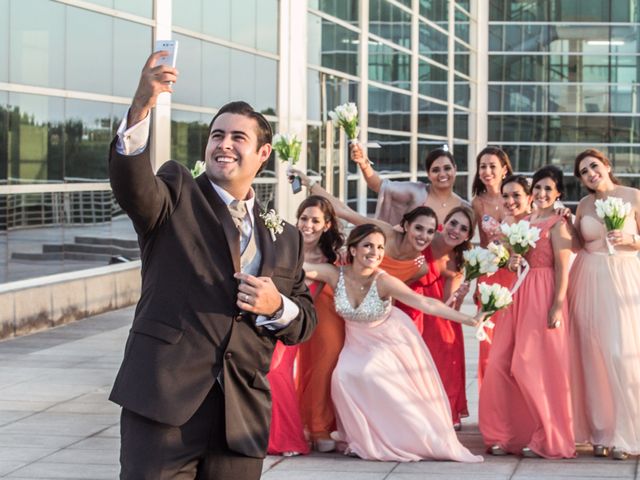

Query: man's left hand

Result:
[234,273,283,316]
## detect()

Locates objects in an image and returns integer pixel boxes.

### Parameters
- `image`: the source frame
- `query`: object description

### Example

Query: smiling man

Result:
[108,52,316,480]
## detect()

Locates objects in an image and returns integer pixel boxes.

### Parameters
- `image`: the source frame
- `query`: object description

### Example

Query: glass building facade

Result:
[1,0,638,285]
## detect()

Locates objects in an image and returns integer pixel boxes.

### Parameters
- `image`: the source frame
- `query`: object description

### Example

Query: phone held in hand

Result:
[290,175,302,194]
[154,40,179,68]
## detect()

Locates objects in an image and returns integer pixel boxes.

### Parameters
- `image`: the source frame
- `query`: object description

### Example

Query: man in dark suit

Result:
[108,52,316,479]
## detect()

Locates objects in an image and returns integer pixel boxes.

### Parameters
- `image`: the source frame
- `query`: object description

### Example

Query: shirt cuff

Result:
[255,295,299,331]
[115,110,151,156]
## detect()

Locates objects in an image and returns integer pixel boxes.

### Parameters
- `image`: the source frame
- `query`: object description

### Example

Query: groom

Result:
[108,51,316,479]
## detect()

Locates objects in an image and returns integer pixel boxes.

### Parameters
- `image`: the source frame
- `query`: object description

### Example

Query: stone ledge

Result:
[0,261,141,340]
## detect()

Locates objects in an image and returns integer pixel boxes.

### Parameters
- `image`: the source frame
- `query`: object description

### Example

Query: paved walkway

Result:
[0,305,637,479]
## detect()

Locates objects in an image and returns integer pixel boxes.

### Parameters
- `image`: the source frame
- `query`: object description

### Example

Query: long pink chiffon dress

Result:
[330,268,482,463]
[569,213,640,454]
[479,215,575,458]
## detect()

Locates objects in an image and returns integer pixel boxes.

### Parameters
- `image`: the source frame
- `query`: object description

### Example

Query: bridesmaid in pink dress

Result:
[470,147,514,383]
[267,196,343,456]
[304,224,484,462]
[479,166,576,459]
[568,149,640,460]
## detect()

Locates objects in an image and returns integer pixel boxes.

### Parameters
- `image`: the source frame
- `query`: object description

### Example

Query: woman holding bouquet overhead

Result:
[568,149,640,460]
[480,166,576,459]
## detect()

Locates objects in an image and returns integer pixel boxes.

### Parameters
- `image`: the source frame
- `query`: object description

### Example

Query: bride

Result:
[304,223,484,463]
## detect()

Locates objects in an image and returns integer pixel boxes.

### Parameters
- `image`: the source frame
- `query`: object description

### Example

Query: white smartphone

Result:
[154,40,179,68]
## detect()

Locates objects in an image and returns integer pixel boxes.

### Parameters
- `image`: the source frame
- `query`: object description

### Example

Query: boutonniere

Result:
[260,208,285,241]
[191,160,205,177]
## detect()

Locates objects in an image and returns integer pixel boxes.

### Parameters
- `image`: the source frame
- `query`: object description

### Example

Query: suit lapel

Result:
[253,202,275,278]
[195,174,241,273]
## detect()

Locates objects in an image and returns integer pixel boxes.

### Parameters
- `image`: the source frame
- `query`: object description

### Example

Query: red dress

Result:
[267,280,313,455]
[420,246,468,424]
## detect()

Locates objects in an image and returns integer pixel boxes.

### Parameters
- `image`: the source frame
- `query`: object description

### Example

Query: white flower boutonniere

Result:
[260,208,284,241]
[191,160,205,177]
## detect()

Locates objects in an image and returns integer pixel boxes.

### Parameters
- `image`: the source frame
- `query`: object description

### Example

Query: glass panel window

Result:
[367,132,411,172]
[308,14,359,76]
[171,110,209,169]
[455,9,470,44]
[172,34,203,106]
[7,93,65,183]
[231,0,257,51]
[454,110,469,139]
[64,99,113,181]
[10,0,65,89]
[368,86,411,132]
[420,0,449,24]
[418,99,447,137]
[369,0,412,48]
[202,43,231,109]
[307,70,359,122]
[454,78,470,107]
[114,0,153,17]
[490,0,640,23]
[0,0,8,83]
[419,23,448,65]
[0,92,8,182]
[418,61,448,101]
[173,0,204,32]
[369,43,411,90]
[455,42,470,75]
[66,7,113,94]
[113,20,151,98]
[308,0,359,24]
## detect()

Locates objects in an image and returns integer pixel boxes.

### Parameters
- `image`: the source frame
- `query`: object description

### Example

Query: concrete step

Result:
[12,251,117,262]
[74,236,138,249]
[42,243,140,258]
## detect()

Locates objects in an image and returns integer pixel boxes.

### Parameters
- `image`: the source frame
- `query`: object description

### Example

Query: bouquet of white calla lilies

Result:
[500,220,541,256]
[462,246,499,282]
[191,160,206,178]
[487,241,510,268]
[328,102,360,141]
[595,196,632,255]
[272,133,302,165]
[475,282,514,343]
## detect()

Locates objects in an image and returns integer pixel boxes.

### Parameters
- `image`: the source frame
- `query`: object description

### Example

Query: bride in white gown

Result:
[304,223,484,463]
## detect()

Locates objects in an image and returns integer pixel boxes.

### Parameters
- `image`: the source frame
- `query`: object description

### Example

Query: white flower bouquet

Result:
[595,196,632,255]
[500,220,541,256]
[328,102,359,141]
[476,282,514,342]
[462,246,499,282]
[272,133,302,165]
[486,241,510,268]
[191,160,205,178]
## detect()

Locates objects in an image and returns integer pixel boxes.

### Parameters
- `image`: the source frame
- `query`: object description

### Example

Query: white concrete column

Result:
[151,0,172,172]
[276,0,308,222]
[409,0,419,181]
[356,0,370,214]
[468,0,488,199]
[446,0,455,151]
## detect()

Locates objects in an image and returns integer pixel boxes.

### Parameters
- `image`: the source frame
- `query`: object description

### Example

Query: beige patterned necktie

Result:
[227,200,257,270]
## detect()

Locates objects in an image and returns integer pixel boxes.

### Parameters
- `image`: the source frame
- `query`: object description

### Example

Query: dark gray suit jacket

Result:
[108,140,316,458]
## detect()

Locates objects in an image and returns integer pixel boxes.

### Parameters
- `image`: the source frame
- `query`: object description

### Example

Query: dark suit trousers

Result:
[119,383,263,480]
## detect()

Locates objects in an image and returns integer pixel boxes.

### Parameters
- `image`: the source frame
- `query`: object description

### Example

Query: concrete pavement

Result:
[0,305,637,479]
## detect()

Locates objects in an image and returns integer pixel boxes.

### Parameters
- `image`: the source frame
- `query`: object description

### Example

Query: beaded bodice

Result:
[334,268,391,323]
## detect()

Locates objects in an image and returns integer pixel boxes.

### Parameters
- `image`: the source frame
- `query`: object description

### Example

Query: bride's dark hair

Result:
[345,224,386,264]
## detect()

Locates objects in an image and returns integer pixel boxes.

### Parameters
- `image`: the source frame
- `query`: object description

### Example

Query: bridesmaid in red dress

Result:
[267,196,343,456]
[416,206,475,428]
[480,166,575,459]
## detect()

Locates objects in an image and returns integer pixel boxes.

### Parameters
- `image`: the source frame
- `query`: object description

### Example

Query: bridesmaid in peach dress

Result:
[470,147,515,383]
[293,196,344,453]
[304,224,484,462]
[480,166,576,459]
[568,149,640,460]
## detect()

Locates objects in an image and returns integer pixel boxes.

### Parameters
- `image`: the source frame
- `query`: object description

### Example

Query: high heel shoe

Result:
[522,447,541,458]
[314,438,336,453]
[612,448,629,460]
[593,444,609,457]
[489,445,507,456]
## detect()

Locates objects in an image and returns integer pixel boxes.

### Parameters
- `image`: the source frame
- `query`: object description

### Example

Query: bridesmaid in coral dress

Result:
[268,196,343,455]
[480,166,575,459]
[304,224,484,462]
[568,149,640,460]
[470,146,515,384]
